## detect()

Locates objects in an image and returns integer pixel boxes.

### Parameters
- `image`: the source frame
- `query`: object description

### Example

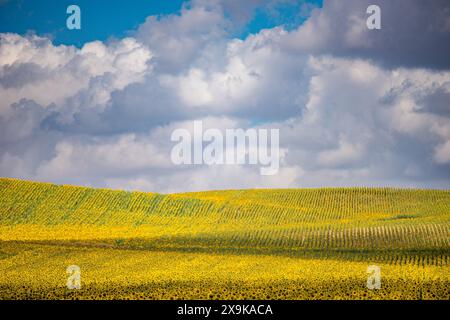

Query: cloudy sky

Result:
[0,0,449,192]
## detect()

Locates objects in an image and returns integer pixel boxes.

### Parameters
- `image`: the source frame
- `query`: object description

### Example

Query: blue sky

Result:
[0,0,186,46]
[0,0,322,46]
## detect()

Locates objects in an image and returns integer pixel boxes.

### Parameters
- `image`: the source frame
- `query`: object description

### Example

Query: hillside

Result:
[0,178,449,299]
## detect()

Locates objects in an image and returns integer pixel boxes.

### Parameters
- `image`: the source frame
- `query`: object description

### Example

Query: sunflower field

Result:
[0,178,448,299]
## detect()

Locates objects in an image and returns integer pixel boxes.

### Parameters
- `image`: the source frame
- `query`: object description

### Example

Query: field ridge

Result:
[0,178,448,299]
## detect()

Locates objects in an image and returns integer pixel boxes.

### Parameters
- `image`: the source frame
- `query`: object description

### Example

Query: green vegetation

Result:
[0,178,448,299]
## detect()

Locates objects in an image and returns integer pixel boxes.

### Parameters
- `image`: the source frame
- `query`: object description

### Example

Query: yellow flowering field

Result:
[0,178,448,299]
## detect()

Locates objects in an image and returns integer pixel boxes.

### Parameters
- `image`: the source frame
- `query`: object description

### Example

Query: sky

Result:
[0,0,322,45]
[0,0,449,192]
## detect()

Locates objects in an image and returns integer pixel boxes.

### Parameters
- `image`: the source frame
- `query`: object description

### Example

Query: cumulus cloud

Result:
[136,4,227,73]
[0,33,152,121]
[434,141,450,164]
[279,56,450,187]
[157,26,309,121]
[317,138,364,168]
[0,0,449,192]
[36,134,171,179]
[282,0,450,69]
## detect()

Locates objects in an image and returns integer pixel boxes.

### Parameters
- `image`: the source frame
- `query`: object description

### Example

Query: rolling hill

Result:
[0,178,448,299]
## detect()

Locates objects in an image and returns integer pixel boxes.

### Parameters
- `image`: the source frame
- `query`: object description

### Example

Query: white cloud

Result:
[159,27,305,116]
[281,0,450,69]
[0,152,27,177]
[137,4,226,73]
[318,139,364,167]
[434,141,450,164]
[0,34,152,119]
[36,133,172,180]
[278,56,450,186]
